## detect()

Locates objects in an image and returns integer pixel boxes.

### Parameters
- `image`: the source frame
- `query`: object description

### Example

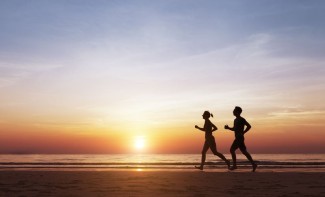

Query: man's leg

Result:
[241,150,253,162]
[241,150,257,172]
[239,141,257,172]
[230,140,239,170]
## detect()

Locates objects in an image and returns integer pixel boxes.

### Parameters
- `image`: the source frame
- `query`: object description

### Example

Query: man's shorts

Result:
[230,137,247,151]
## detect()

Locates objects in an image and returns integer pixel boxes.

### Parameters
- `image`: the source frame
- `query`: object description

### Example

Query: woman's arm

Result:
[211,123,218,132]
[195,125,205,132]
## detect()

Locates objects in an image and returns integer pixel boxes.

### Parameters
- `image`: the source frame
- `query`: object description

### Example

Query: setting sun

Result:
[134,136,145,150]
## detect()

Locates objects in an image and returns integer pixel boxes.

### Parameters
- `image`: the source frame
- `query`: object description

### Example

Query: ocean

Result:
[1,154,325,171]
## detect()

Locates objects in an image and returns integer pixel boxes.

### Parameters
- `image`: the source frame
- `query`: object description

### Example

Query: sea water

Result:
[0,154,325,170]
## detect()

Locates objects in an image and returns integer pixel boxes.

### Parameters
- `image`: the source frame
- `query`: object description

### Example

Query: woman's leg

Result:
[210,140,230,168]
[196,141,209,170]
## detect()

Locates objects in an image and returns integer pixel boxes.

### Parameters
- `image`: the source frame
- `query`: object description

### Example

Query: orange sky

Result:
[1,112,325,154]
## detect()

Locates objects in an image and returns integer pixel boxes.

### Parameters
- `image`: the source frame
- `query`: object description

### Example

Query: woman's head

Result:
[202,111,213,119]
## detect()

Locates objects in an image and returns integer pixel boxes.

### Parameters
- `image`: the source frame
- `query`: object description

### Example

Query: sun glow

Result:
[134,136,146,150]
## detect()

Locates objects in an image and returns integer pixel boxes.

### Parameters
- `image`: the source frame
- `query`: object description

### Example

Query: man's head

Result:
[233,106,242,117]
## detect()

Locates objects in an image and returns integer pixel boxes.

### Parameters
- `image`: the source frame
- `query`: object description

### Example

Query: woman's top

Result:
[204,119,214,139]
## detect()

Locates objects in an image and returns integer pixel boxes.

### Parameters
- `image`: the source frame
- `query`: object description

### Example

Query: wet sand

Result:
[1,170,325,197]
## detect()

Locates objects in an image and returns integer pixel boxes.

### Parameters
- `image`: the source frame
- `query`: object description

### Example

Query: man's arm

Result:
[243,121,251,134]
[224,125,234,131]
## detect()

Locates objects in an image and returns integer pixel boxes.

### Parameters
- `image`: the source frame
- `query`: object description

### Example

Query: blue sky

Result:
[0,0,325,135]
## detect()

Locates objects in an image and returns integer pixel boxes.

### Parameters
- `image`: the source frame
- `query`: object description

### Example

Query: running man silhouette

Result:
[225,106,257,172]
[195,111,230,170]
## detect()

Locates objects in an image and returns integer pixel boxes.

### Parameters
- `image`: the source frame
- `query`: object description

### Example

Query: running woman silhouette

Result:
[225,106,257,172]
[195,111,230,170]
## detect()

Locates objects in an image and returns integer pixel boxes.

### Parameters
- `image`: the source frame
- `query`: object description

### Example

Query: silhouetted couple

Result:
[195,106,257,172]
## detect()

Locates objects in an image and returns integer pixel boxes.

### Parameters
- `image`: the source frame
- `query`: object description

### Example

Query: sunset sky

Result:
[0,0,325,154]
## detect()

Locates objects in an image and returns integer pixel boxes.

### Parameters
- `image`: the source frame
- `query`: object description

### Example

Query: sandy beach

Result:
[0,170,325,197]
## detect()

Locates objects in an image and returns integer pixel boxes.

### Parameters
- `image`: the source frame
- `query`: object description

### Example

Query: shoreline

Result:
[1,167,325,172]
